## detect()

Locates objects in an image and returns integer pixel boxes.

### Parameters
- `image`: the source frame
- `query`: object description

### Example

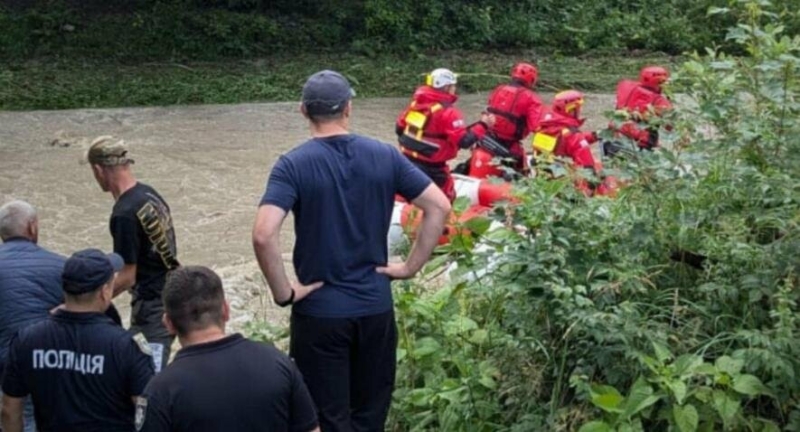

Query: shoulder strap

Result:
[487,86,527,139]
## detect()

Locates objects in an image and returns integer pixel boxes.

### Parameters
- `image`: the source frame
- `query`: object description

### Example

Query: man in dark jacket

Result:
[1,248,155,432]
[0,200,124,432]
[0,200,63,432]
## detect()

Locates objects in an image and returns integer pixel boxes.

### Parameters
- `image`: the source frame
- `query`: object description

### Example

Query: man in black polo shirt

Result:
[0,248,155,432]
[138,266,319,432]
[86,136,180,372]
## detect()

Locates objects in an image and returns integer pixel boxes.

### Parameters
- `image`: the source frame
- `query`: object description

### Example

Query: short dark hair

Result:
[307,110,346,124]
[163,266,225,336]
[65,290,102,305]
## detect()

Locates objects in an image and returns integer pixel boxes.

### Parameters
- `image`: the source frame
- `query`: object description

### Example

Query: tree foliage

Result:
[387,1,800,430]
[2,0,799,60]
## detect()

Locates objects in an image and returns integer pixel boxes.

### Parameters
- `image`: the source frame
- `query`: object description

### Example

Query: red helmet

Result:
[510,63,538,88]
[639,66,669,89]
[553,90,585,118]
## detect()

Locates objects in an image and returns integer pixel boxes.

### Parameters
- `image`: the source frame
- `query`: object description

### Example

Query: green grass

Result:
[0,50,681,110]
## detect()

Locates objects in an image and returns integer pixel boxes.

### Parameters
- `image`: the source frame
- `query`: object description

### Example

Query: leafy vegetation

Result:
[2,0,798,63]
[381,1,799,430]
[1,0,796,111]
[29,0,789,429]
[0,52,676,110]
[0,1,667,60]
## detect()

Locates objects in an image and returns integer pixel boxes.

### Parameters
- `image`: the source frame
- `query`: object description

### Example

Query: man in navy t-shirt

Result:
[0,249,155,432]
[253,70,451,431]
[138,266,319,432]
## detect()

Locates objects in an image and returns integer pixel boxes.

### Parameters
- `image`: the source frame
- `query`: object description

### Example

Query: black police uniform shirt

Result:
[139,334,318,432]
[1,310,155,432]
[110,182,179,300]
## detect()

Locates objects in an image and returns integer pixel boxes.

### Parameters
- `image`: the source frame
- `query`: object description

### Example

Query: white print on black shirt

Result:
[32,349,105,375]
[136,193,179,269]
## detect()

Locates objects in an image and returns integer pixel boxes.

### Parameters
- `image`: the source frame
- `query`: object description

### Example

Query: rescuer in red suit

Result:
[608,65,673,153]
[536,90,600,171]
[534,90,618,197]
[396,68,495,201]
[465,62,544,179]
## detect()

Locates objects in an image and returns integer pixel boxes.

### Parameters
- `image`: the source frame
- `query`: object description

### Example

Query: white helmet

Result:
[427,68,457,89]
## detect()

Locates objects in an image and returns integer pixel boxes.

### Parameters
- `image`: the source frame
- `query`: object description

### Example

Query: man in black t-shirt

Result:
[0,248,155,432]
[86,136,180,372]
[138,266,319,432]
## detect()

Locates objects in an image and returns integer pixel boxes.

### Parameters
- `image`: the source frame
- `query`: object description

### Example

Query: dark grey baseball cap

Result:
[301,70,356,116]
[62,248,124,295]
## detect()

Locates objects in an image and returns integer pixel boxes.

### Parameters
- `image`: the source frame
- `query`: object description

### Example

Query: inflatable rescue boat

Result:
[387,174,515,253]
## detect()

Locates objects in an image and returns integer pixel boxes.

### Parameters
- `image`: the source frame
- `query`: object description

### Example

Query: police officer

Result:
[0,249,155,432]
[0,200,126,432]
[138,266,320,432]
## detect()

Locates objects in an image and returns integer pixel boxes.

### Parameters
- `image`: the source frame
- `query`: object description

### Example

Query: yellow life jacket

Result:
[400,102,447,160]
[531,131,558,163]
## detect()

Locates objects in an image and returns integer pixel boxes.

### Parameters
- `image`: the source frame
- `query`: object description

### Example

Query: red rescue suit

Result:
[471,82,543,175]
[613,80,673,149]
[396,86,488,201]
[537,110,599,170]
[535,110,614,197]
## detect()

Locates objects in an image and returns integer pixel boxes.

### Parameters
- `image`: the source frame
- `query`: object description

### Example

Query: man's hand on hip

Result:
[292,281,324,302]
[376,263,416,280]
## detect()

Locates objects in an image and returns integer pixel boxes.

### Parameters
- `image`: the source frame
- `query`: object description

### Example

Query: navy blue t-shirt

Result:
[139,334,318,432]
[1,310,155,432]
[260,134,431,318]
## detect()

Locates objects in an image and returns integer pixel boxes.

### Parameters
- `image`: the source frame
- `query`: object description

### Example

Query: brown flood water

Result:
[0,93,614,332]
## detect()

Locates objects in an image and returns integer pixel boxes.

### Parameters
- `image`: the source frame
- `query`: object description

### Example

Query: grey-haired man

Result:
[1,248,154,432]
[0,200,64,432]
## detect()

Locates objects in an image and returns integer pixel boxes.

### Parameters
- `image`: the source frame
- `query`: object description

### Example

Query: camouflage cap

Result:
[85,136,134,166]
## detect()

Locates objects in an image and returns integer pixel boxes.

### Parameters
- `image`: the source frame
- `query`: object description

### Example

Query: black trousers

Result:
[129,294,175,372]
[290,309,397,432]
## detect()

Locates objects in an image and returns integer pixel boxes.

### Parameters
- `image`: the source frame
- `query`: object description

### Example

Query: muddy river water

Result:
[0,93,615,333]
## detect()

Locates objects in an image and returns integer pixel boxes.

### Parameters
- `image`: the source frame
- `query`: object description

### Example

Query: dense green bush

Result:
[385,0,799,430]
[4,0,798,61]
